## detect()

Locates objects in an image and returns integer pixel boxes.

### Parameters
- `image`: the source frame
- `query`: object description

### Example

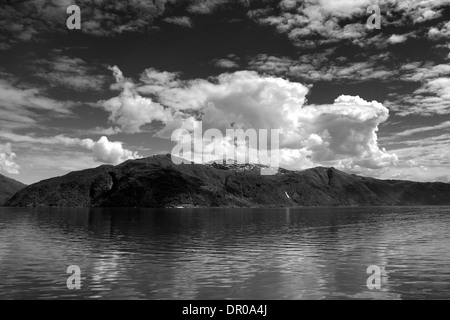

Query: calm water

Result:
[0,206,449,300]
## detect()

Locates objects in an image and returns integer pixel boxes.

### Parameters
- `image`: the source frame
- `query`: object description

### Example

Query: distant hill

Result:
[5,154,450,207]
[0,174,26,205]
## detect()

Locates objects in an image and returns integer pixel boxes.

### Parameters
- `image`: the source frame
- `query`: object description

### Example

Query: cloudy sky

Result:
[0,0,450,185]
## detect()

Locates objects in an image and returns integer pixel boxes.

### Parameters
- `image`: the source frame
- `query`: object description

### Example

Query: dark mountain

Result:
[5,154,450,208]
[0,174,26,205]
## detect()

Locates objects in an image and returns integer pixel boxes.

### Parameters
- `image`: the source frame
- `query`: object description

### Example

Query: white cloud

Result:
[111,67,397,171]
[0,79,74,131]
[0,0,176,44]
[377,137,450,182]
[0,79,72,114]
[413,8,440,23]
[316,0,372,16]
[251,0,370,46]
[428,21,450,39]
[388,34,408,44]
[404,63,450,81]
[251,0,448,47]
[390,121,450,137]
[81,136,141,164]
[388,76,450,116]
[249,53,395,82]
[0,132,140,166]
[187,0,249,14]
[213,58,239,69]
[1,0,447,50]
[386,63,450,116]
[150,70,310,135]
[0,143,19,174]
[99,66,173,133]
[164,16,193,28]
[139,67,182,89]
[297,95,397,169]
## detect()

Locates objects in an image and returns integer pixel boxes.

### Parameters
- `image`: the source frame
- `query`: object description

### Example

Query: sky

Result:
[0,0,450,185]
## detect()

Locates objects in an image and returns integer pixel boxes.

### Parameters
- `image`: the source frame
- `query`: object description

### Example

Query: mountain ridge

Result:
[5,154,450,208]
[0,174,26,205]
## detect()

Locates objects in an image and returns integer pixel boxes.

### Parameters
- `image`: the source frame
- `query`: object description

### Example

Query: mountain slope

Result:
[0,174,26,205]
[5,154,450,207]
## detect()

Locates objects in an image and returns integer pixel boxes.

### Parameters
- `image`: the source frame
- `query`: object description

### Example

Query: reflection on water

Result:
[0,206,449,299]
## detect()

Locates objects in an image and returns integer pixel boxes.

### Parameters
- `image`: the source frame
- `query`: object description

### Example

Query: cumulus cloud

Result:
[316,0,371,16]
[153,70,309,135]
[428,21,450,39]
[388,34,408,44]
[250,0,370,46]
[0,143,19,174]
[103,66,397,171]
[139,67,182,90]
[81,136,141,164]
[213,58,240,69]
[248,0,449,48]
[98,66,173,133]
[0,132,140,166]
[298,95,397,169]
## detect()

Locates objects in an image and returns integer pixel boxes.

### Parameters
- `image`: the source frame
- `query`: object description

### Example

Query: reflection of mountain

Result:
[5,154,450,207]
[0,174,26,205]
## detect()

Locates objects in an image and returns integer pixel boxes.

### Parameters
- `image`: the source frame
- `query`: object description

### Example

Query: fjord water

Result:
[0,207,449,300]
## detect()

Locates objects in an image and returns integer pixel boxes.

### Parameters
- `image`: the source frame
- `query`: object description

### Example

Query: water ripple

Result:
[0,206,449,299]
